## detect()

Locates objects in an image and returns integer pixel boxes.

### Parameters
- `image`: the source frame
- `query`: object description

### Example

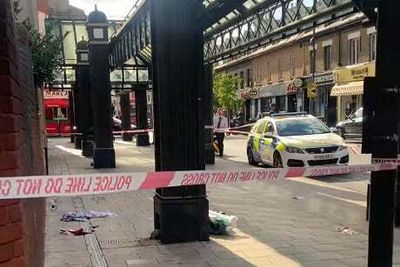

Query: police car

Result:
[247,112,349,168]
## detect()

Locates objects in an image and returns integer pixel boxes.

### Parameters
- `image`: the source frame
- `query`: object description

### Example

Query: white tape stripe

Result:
[71,129,154,136]
[71,124,254,136]
[171,168,287,187]
[226,130,249,135]
[0,163,397,200]
[131,173,149,190]
[372,158,400,164]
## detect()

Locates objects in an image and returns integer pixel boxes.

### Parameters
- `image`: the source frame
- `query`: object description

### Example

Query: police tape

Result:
[70,129,154,136]
[225,130,250,135]
[70,126,252,137]
[112,129,154,134]
[372,158,400,164]
[0,163,398,200]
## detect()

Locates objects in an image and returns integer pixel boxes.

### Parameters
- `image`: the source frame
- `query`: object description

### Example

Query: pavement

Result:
[44,136,399,267]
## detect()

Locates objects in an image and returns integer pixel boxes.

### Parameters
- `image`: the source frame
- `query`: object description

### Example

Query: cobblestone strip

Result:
[72,196,108,267]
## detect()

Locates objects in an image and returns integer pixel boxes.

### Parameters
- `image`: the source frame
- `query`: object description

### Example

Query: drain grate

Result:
[99,237,155,249]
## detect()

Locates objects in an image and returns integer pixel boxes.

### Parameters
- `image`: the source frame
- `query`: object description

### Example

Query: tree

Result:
[13,0,66,87]
[213,73,244,117]
[25,23,66,88]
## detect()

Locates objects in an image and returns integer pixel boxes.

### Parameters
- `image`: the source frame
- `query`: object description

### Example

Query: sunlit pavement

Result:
[44,137,399,267]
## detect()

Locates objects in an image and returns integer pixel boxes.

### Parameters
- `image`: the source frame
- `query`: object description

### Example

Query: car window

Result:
[265,122,274,134]
[250,124,258,133]
[256,121,267,134]
[275,117,331,136]
[354,108,363,118]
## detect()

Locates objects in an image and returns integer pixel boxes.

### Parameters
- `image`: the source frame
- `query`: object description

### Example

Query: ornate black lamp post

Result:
[86,6,116,168]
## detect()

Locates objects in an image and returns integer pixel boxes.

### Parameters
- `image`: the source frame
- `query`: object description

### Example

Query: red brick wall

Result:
[0,1,46,267]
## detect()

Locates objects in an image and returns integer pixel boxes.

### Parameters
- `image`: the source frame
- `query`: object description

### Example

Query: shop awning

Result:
[330,81,364,96]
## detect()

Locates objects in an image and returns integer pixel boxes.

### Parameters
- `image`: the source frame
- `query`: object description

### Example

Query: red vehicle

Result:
[43,90,71,136]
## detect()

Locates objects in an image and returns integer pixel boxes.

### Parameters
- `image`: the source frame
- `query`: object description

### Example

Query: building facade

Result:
[215,12,376,127]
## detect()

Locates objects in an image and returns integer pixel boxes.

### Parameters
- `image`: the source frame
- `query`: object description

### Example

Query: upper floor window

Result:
[246,69,252,87]
[278,59,283,80]
[348,32,361,65]
[267,62,272,82]
[309,50,315,73]
[324,45,332,70]
[290,56,295,77]
[239,71,244,89]
[369,33,377,61]
[234,73,239,90]
[256,66,262,85]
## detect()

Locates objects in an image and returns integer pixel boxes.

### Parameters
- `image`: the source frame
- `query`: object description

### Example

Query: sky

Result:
[69,0,135,20]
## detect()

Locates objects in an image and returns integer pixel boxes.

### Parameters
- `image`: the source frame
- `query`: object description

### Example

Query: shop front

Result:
[286,77,307,113]
[238,82,290,121]
[331,62,375,122]
[304,72,336,126]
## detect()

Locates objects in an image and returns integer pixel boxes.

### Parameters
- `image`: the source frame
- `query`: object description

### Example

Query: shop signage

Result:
[314,73,334,85]
[238,82,289,100]
[307,83,317,98]
[237,88,261,99]
[43,90,70,99]
[287,83,298,94]
[292,77,303,88]
[238,90,249,99]
[334,62,375,83]
[249,88,260,98]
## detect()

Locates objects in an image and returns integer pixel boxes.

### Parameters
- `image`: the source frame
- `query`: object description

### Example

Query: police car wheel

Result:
[247,147,257,166]
[273,152,283,168]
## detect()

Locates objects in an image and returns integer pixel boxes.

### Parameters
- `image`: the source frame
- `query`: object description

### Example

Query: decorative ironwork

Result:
[109,0,360,66]
[204,0,355,62]
[109,1,151,68]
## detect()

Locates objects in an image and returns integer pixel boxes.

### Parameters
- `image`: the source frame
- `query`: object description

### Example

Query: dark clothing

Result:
[217,116,222,128]
[215,132,225,157]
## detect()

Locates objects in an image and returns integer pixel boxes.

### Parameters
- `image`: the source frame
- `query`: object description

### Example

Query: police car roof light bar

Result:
[264,111,308,118]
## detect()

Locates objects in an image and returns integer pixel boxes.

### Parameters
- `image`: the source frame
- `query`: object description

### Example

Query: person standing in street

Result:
[213,108,228,157]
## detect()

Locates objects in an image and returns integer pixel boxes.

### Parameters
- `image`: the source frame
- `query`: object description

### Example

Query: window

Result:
[257,66,261,85]
[309,50,315,73]
[323,45,331,70]
[239,71,244,89]
[45,107,68,121]
[256,121,267,134]
[349,37,360,65]
[246,69,252,87]
[234,73,239,90]
[369,33,376,61]
[265,122,274,134]
[275,117,331,137]
[290,56,295,77]
[267,62,272,82]
[278,59,283,80]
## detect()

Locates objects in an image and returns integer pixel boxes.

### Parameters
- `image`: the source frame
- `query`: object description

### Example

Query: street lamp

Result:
[87,6,108,44]
[75,37,94,157]
[86,6,116,168]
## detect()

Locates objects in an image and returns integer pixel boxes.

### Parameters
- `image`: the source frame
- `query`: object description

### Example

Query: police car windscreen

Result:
[275,117,331,137]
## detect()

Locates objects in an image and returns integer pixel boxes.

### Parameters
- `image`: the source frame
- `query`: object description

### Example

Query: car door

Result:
[345,108,363,139]
[260,121,275,164]
[352,108,363,139]
[253,121,267,162]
